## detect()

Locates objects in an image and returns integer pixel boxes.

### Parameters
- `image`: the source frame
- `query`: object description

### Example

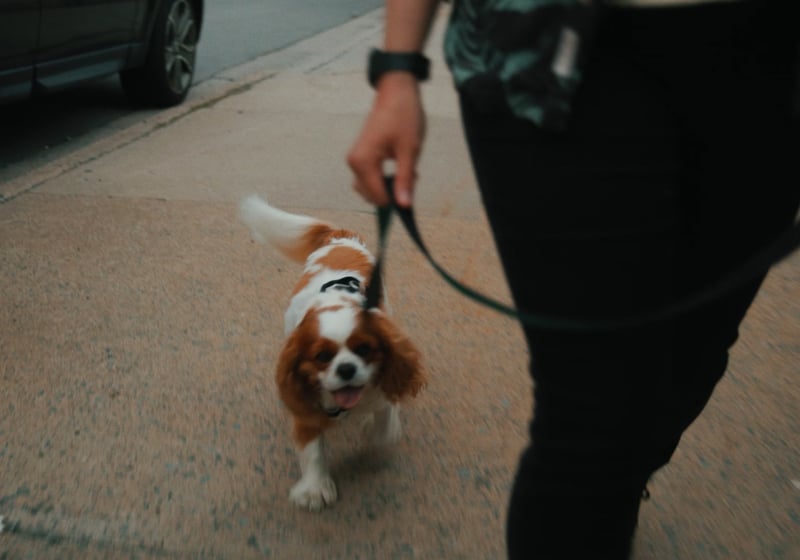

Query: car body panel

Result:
[0,0,39,100]
[34,45,132,92]
[35,0,139,92]
[37,0,139,59]
[0,0,204,103]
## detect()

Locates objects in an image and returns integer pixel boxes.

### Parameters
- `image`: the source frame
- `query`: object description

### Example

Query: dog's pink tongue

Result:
[332,386,364,409]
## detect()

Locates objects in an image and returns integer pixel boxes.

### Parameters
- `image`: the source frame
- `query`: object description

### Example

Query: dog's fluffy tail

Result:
[239,195,343,263]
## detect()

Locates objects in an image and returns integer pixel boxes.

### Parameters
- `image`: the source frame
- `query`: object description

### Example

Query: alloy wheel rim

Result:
[164,0,197,94]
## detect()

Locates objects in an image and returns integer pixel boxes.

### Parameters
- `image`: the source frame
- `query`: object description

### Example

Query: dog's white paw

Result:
[289,475,338,511]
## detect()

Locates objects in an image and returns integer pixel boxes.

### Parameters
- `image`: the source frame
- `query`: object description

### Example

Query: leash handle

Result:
[376,175,800,331]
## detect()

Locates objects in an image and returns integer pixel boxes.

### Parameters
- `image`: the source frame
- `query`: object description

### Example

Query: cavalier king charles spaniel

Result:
[240,195,425,510]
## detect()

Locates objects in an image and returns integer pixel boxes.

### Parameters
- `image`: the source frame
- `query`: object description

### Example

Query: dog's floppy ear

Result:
[275,328,320,417]
[365,311,425,401]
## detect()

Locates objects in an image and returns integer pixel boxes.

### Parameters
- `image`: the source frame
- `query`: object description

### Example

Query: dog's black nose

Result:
[336,362,357,381]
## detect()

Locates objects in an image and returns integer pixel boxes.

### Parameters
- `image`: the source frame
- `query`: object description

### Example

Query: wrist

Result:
[374,71,420,95]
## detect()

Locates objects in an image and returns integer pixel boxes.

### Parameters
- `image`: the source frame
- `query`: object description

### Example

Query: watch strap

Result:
[368,48,430,88]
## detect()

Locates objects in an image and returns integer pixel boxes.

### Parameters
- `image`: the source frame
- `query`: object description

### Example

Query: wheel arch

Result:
[131,0,203,65]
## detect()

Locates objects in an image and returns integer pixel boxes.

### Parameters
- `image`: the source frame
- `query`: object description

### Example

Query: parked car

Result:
[0,0,203,107]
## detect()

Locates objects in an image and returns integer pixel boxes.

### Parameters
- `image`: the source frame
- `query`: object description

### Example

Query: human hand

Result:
[347,73,426,208]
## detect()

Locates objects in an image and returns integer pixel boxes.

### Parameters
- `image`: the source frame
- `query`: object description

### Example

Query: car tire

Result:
[121,0,199,107]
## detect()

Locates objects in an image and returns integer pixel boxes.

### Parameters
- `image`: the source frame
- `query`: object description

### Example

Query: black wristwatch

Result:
[368,48,430,88]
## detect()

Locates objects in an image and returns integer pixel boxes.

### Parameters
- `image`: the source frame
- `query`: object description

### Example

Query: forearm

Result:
[347,0,440,207]
[383,0,440,52]
[377,0,440,94]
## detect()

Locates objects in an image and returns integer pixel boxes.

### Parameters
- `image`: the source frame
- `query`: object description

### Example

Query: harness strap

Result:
[321,276,361,295]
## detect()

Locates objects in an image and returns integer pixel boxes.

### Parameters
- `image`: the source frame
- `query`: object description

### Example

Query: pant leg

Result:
[460,58,682,559]
[638,0,800,473]
[458,3,799,559]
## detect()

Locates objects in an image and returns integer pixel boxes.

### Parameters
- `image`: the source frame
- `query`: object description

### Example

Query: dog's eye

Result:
[353,343,372,357]
[315,350,335,363]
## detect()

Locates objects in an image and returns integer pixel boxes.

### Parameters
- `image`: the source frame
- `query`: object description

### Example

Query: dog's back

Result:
[240,194,377,333]
[239,195,362,263]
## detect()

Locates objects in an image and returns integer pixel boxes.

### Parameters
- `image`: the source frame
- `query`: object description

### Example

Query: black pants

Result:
[458,2,799,558]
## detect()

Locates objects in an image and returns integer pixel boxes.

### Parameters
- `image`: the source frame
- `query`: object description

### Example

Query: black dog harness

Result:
[320,276,362,295]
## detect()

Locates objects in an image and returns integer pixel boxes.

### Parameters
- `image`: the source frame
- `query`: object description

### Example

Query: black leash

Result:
[363,195,392,310]
[366,176,800,331]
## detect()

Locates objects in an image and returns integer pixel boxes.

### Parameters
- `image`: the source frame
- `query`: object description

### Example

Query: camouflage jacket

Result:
[444,0,598,131]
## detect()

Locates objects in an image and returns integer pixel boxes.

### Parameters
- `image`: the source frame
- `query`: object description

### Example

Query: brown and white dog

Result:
[240,195,425,510]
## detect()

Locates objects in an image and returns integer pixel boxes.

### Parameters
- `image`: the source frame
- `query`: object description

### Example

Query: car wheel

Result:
[121,0,199,107]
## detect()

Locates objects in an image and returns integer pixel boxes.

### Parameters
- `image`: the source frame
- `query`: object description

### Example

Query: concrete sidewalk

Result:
[1,7,798,559]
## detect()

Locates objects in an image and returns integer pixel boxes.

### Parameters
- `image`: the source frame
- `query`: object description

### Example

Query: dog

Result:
[240,195,425,511]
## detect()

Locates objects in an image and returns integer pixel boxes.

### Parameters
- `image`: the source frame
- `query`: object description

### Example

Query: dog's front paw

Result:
[289,475,338,511]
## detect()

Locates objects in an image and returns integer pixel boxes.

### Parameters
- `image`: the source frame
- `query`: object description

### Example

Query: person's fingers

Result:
[393,145,419,208]
[360,161,390,207]
[347,143,390,207]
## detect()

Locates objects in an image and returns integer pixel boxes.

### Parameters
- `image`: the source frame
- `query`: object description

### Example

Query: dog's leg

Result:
[368,402,403,446]
[289,427,337,511]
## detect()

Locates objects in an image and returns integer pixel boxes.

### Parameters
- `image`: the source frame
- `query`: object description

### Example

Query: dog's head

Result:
[276,300,424,417]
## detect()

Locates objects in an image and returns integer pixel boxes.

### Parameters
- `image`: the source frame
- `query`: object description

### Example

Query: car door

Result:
[35,0,139,91]
[0,0,40,101]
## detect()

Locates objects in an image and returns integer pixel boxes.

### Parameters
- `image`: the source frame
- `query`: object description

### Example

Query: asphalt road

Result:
[0,0,382,184]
